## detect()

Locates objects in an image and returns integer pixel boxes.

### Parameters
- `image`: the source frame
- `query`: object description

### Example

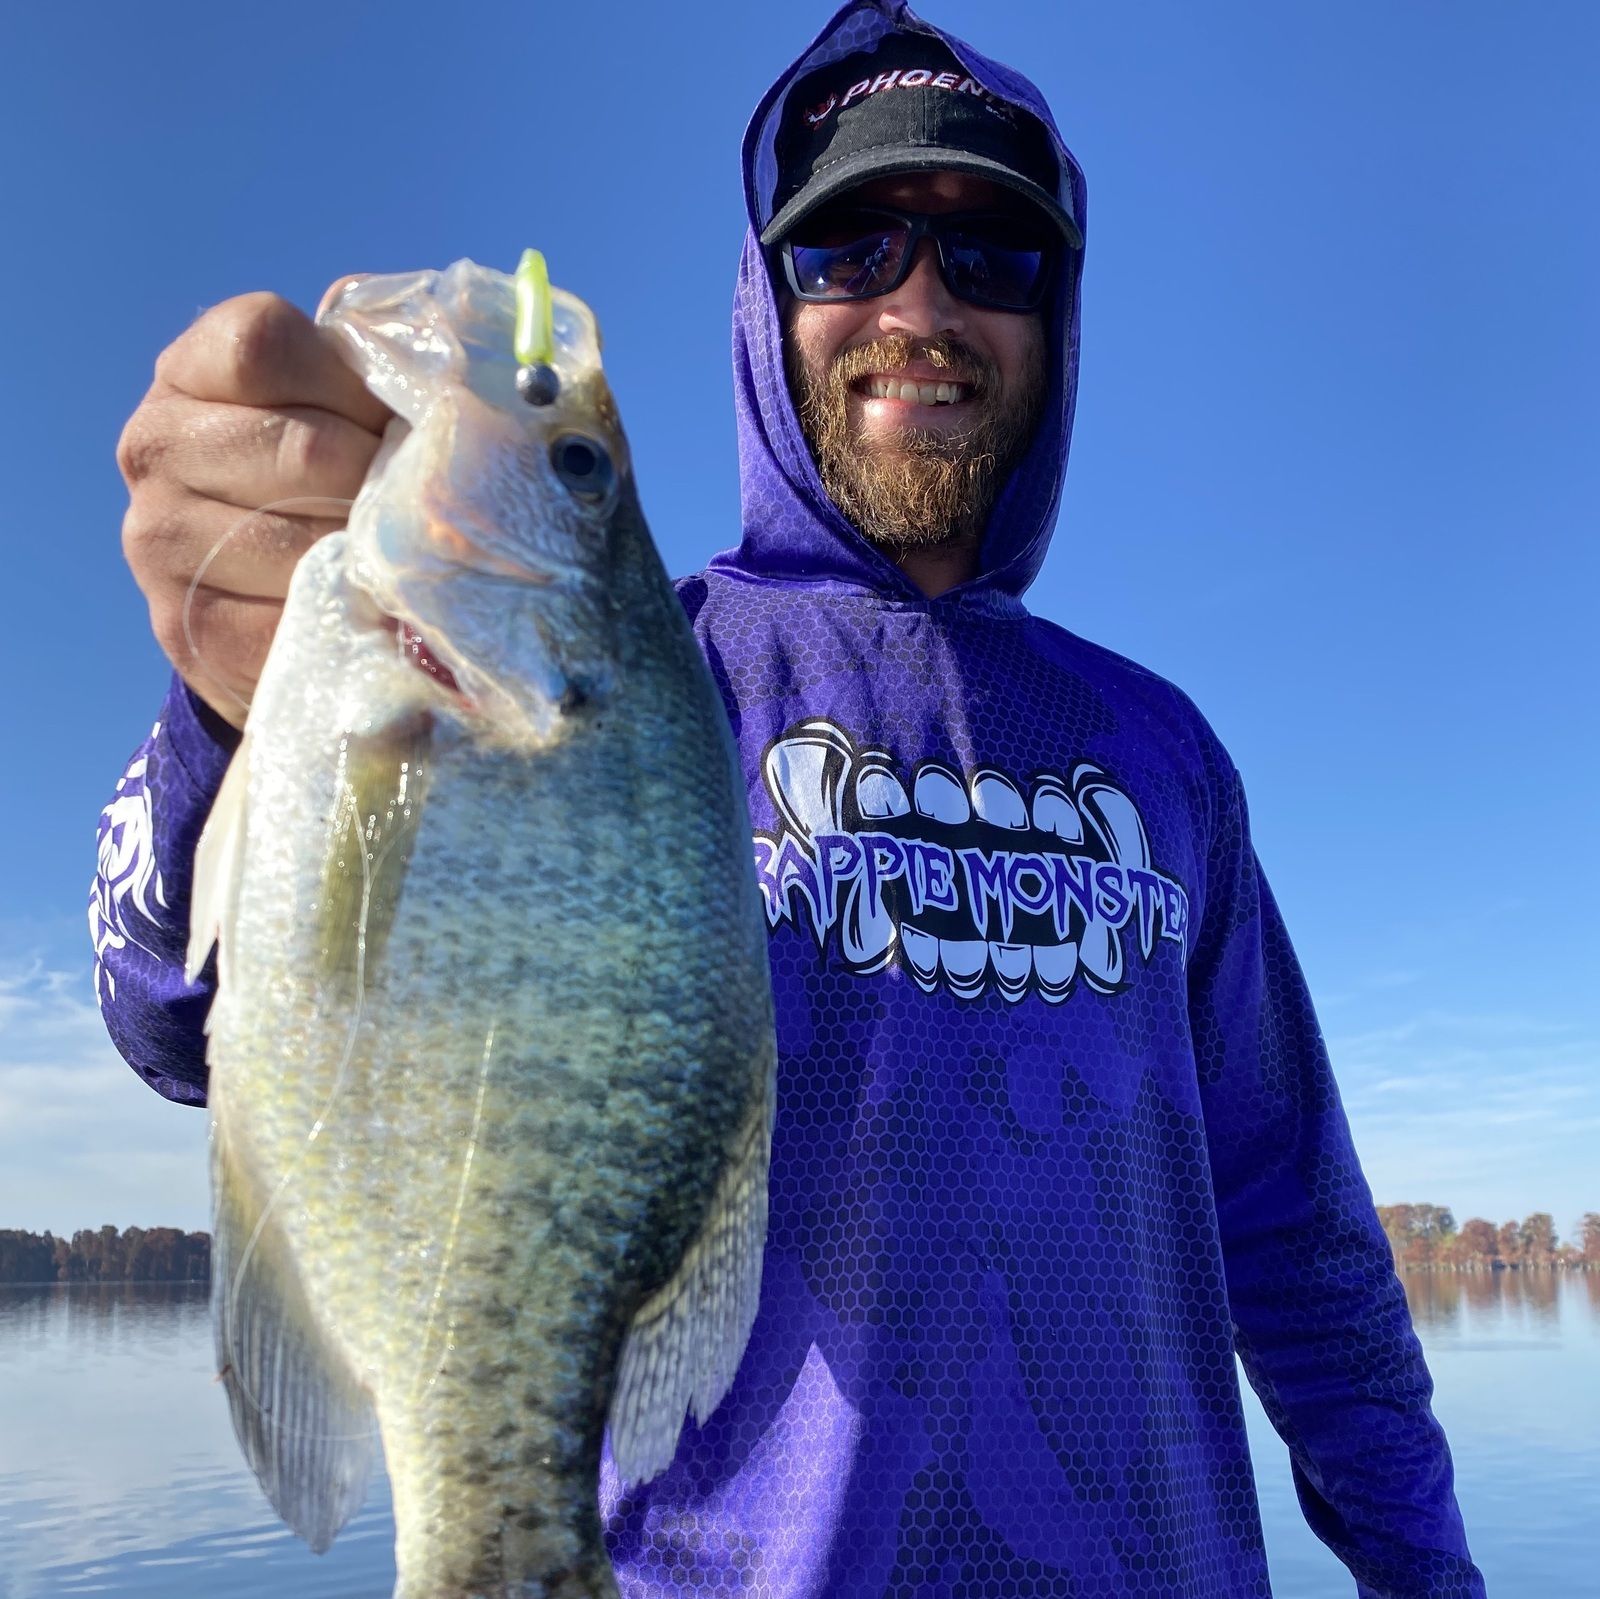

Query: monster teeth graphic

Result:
[1077,774,1159,961]
[1030,776,1083,843]
[855,764,910,821]
[764,719,852,840]
[900,924,939,990]
[753,721,1190,1003]
[841,862,896,973]
[913,766,970,825]
[971,770,1028,830]
[1078,920,1123,993]
[988,941,1032,1002]
[938,939,988,999]
[1032,941,1080,1004]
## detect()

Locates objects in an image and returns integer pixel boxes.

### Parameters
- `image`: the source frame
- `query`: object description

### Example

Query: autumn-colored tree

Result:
[1376,1205,1407,1265]
[1375,1204,1457,1268]
[1496,1220,1524,1268]
[0,1226,213,1283]
[1457,1218,1500,1269]
[0,1230,59,1283]
[182,1231,211,1282]
[1580,1213,1600,1269]
[1521,1213,1558,1268]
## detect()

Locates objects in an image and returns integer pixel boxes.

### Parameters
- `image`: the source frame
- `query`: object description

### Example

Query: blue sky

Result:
[1,1,1595,1243]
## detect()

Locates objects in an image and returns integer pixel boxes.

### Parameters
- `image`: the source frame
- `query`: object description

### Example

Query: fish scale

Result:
[190,259,775,1599]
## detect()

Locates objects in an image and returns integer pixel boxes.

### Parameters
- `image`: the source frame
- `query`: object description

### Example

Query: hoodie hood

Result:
[710,0,1087,604]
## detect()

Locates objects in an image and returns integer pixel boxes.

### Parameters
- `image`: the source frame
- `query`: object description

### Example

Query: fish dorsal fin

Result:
[186,728,253,997]
[608,1043,775,1485]
[211,1119,379,1551]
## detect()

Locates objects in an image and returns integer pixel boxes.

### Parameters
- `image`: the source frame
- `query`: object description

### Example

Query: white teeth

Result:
[764,725,853,842]
[1079,920,1124,991]
[864,377,969,403]
[988,942,1032,1002]
[1030,778,1083,843]
[900,924,939,987]
[972,771,1028,830]
[1033,941,1079,1003]
[841,878,896,970]
[1077,779,1152,871]
[855,765,910,820]
[914,766,970,824]
[937,939,988,998]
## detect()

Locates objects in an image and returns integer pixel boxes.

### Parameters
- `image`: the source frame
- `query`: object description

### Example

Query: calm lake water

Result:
[1,1273,1593,1596]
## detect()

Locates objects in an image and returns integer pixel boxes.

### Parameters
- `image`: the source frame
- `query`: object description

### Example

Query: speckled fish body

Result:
[188,261,775,1599]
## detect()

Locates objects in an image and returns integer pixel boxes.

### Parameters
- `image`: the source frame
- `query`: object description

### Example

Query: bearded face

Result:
[783,318,1047,556]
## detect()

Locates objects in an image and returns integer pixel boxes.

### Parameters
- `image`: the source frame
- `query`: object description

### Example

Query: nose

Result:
[876,238,966,338]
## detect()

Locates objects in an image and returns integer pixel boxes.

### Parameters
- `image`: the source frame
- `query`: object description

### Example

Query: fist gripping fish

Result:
[186,255,776,1599]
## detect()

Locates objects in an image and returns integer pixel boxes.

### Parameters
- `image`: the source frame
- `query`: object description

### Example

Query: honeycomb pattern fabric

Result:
[88,0,1485,1592]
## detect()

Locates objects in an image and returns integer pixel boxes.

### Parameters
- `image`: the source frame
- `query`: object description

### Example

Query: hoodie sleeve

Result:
[1188,761,1485,1599]
[88,670,239,1107]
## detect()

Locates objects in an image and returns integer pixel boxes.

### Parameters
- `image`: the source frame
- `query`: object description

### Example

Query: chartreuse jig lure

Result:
[513,248,560,407]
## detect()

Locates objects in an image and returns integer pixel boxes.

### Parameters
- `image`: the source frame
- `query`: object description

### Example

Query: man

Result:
[92,2,1486,1594]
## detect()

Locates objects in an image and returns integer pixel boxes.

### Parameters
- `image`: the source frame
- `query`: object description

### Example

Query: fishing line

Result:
[181,495,354,717]
[412,1018,498,1401]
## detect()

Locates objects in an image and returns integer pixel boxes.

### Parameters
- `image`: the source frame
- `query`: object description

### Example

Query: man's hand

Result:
[117,281,394,729]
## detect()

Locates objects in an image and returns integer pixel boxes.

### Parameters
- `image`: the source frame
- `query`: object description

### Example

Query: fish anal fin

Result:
[211,1122,378,1552]
[608,1056,774,1485]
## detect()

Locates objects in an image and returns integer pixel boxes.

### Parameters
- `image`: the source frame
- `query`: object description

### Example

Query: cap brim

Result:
[759,145,1083,251]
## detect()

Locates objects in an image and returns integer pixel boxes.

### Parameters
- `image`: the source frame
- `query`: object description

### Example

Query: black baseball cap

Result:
[761,33,1081,251]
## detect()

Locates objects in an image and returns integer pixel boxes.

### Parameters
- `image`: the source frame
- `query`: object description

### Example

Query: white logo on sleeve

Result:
[88,725,169,1005]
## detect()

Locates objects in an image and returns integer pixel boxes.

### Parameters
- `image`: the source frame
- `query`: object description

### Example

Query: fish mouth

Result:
[381,614,467,701]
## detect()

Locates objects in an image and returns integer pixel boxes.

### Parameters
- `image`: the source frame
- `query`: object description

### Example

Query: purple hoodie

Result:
[91,3,1485,1594]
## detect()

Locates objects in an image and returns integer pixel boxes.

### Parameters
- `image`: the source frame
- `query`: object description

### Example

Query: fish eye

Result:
[549,433,615,502]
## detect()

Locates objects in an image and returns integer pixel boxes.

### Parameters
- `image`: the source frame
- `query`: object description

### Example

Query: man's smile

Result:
[851,375,977,406]
[848,359,980,412]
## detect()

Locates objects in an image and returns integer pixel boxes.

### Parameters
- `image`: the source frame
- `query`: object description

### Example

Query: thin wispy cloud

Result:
[1329,1009,1599,1237]
[0,957,208,1235]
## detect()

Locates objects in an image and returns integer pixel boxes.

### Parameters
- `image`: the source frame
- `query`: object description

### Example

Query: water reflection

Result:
[1400,1261,1596,1337]
[1238,1268,1598,1598]
[0,1283,394,1598]
[1,1274,1595,1597]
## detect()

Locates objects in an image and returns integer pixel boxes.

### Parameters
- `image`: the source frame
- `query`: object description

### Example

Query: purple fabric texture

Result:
[89,2,1484,1593]
[90,673,235,1106]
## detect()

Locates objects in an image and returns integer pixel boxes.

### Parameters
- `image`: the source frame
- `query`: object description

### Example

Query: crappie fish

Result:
[185,256,776,1599]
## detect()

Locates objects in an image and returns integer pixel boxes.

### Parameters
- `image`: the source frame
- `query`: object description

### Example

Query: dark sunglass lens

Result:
[786,213,910,299]
[941,217,1051,307]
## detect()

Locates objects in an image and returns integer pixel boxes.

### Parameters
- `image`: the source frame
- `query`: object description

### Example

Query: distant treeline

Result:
[0,1226,210,1284]
[1379,1206,1600,1272]
[7,1214,1597,1281]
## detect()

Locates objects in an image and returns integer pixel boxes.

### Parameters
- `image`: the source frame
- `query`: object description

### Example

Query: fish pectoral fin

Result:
[608,1050,775,1486]
[318,717,432,990]
[186,728,253,999]
[212,1123,378,1553]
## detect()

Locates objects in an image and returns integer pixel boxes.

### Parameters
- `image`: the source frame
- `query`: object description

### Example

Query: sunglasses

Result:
[776,203,1058,312]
